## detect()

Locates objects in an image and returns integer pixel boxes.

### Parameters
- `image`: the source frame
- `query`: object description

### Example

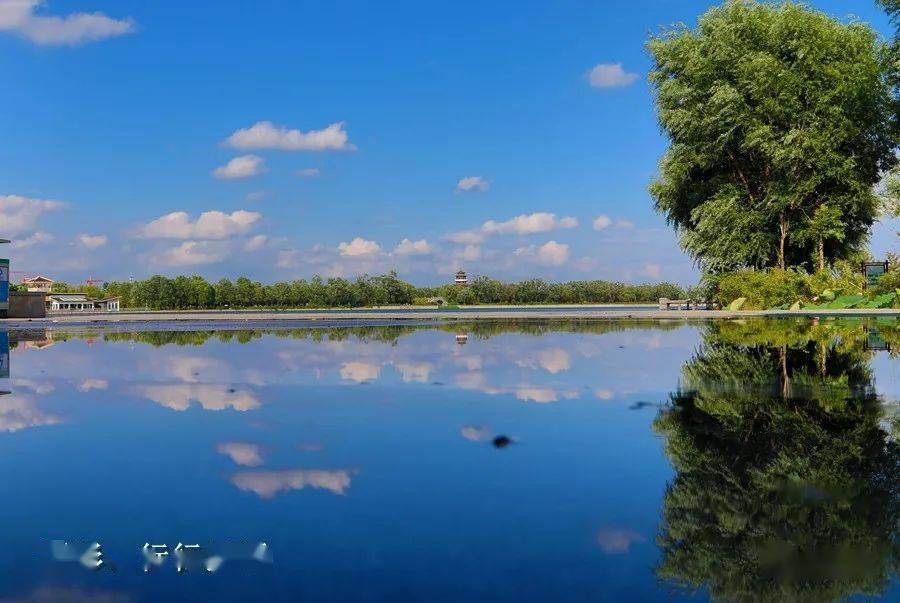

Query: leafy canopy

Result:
[648,0,897,272]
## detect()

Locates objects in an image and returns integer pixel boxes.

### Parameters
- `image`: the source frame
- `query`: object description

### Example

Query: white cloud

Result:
[246,191,268,202]
[537,240,570,265]
[0,0,135,46]
[77,378,108,392]
[456,176,489,193]
[296,168,320,178]
[340,361,381,382]
[395,362,432,383]
[461,425,492,442]
[444,229,485,245]
[338,237,381,257]
[587,63,639,89]
[243,234,268,252]
[11,230,54,249]
[456,244,482,262]
[596,529,646,554]
[515,387,559,404]
[0,194,62,234]
[231,469,353,498]
[212,154,266,180]
[159,241,229,267]
[616,219,634,229]
[482,212,578,236]
[140,210,261,240]
[0,394,61,432]
[514,240,570,266]
[595,389,615,400]
[217,442,264,467]
[224,121,354,151]
[593,215,612,231]
[134,384,260,412]
[77,233,107,249]
[276,249,302,269]
[393,238,433,256]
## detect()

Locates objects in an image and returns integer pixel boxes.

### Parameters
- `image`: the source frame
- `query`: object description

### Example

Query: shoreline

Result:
[0,307,897,330]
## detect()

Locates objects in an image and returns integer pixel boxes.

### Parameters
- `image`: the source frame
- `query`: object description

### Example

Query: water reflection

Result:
[654,319,899,601]
[0,319,894,601]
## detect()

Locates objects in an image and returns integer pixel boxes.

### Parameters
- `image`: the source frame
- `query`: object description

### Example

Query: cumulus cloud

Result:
[11,230,54,249]
[593,215,612,231]
[140,210,261,240]
[482,212,579,236]
[217,442,264,467]
[0,194,62,234]
[514,240,570,266]
[596,528,646,554]
[393,238,433,256]
[159,241,229,267]
[456,244,482,262]
[338,237,381,257]
[0,394,62,432]
[515,387,559,404]
[460,425,492,442]
[243,234,268,252]
[134,384,260,412]
[296,168,320,178]
[77,378,108,392]
[212,154,266,180]
[77,233,107,249]
[231,469,353,498]
[224,121,354,151]
[444,230,485,245]
[0,0,135,46]
[276,249,302,269]
[456,176,489,193]
[340,361,381,383]
[395,362,432,383]
[587,63,639,89]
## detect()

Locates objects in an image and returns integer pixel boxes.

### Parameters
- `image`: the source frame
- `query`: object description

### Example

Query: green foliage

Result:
[654,321,899,601]
[714,267,872,309]
[648,0,897,273]
[716,269,808,309]
[96,273,686,310]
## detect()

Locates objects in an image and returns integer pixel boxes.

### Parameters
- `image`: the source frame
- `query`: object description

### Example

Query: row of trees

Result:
[648,0,900,275]
[51,273,687,310]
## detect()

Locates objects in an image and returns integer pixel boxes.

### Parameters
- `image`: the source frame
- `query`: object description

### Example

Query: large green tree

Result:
[648,0,898,273]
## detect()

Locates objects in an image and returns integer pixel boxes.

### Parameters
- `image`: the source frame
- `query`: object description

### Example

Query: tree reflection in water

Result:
[654,319,899,602]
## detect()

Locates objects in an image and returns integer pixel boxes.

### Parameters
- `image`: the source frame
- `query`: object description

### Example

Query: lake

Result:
[0,317,896,602]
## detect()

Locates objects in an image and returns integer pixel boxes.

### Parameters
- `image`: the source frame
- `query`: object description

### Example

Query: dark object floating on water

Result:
[493,435,513,448]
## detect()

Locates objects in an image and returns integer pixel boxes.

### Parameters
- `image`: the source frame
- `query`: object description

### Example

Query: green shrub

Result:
[871,268,900,295]
[715,269,807,310]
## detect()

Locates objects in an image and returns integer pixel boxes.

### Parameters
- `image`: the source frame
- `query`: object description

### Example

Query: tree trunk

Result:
[778,213,789,270]
[817,239,825,273]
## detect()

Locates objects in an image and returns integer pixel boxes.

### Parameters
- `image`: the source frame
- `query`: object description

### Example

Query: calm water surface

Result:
[0,318,896,602]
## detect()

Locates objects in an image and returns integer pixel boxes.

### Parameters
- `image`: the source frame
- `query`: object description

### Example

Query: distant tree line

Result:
[49,272,687,310]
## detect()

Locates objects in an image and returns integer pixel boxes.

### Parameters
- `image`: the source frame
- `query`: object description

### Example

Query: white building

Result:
[48,293,120,312]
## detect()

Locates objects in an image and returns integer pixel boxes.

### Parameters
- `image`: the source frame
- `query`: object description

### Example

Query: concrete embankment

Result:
[0,307,897,330]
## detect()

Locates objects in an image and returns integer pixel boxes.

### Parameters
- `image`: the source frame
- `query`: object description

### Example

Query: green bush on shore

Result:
[712,265,898,310]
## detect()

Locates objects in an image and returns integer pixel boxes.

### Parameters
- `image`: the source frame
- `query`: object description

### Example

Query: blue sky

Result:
[1,0,897,286]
